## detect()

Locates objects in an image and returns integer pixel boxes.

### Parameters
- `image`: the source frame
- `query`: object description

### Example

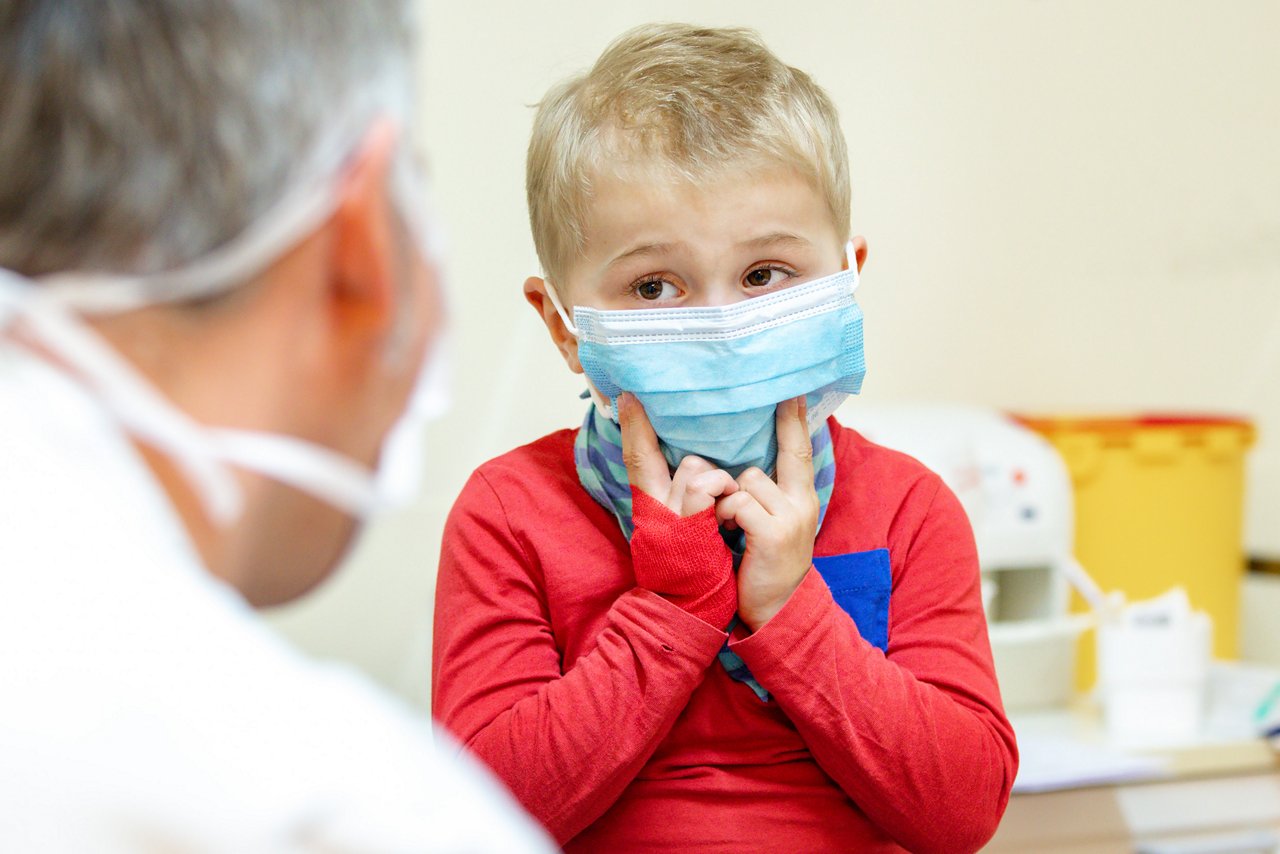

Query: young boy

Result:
[433,23,1017,853]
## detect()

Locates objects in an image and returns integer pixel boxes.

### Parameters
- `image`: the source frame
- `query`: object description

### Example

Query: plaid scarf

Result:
[574,405,836,701]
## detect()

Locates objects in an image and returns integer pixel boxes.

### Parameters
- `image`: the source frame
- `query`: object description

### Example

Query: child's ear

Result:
[847,236,869,274]
[523,276,583,374]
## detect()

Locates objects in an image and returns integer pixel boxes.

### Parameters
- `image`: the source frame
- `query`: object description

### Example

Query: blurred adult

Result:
[0,2,551,850]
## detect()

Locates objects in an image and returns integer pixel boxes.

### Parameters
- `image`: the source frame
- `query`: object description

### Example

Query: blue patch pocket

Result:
[813,549,892,652]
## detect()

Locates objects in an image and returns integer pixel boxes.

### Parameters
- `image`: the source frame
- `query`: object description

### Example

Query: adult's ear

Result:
[523,276,582,374]
[327,119,403,349]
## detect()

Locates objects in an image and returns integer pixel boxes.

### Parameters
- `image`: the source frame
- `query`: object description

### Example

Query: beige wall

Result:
[268,0,1280,704]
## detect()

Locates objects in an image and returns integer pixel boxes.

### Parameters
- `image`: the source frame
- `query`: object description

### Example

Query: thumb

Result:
[618,392,670,497]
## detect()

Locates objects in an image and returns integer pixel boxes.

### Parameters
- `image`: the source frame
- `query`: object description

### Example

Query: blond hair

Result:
[527,23,851,288]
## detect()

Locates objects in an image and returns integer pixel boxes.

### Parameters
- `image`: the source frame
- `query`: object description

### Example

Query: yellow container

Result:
[1015,414,1255,689]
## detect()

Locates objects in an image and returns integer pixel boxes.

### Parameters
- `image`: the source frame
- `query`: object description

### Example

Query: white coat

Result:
[0,345,554,853]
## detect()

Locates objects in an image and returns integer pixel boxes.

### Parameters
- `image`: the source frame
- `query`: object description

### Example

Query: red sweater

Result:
[433,420,1017,853]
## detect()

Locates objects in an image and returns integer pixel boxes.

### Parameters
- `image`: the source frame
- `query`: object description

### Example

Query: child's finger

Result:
[775,395,815,498]
[618,393,670,496]
[670,453,721,514]
[690,469,738,498]
[669,455,714,513]
[735,466,790,516]
[715,490,774,533]
[682,469,738,516]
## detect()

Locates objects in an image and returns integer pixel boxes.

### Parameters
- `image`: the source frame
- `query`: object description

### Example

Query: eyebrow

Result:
[604,233,811,270]
[605,241,683,269]
[738,232,813,250]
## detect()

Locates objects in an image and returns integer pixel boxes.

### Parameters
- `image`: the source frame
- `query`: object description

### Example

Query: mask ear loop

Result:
[542,283,624,419]
[543,283,579,337]
[843,240,862,298]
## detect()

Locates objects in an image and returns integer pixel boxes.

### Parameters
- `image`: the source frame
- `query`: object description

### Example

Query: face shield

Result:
[0,118,449,526]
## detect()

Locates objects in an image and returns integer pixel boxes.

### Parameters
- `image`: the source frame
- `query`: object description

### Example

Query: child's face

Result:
[572,166,847,309]
[525,165,866,375]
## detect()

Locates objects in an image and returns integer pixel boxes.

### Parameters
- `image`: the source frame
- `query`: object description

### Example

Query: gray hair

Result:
[0,1,416,278]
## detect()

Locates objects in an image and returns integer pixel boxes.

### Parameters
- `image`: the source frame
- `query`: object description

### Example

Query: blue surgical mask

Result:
[547,247,865,476]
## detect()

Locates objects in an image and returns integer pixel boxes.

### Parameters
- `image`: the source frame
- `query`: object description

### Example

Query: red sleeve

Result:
[431,470,728,844]
[628,490,737,628]
[728,478,1018,854]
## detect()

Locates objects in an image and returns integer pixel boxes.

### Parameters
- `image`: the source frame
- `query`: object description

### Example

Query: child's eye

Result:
[743,265,795,289]
[630,278,680,301]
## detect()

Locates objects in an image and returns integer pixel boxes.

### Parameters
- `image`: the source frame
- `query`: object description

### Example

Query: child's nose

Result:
[686,281,753,308]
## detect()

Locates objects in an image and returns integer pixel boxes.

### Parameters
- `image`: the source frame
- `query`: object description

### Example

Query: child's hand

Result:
[619,392,739,627]
[618,392,738,516]
[715,396,819,631]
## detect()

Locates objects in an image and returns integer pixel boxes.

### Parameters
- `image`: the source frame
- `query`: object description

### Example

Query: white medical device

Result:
[842,404,1089,709]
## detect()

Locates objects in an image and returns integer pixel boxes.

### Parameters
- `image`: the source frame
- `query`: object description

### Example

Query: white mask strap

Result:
[3,278,400,522]
[544,283,579,337]
[3,280,244,523]
[212,431,379,517]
